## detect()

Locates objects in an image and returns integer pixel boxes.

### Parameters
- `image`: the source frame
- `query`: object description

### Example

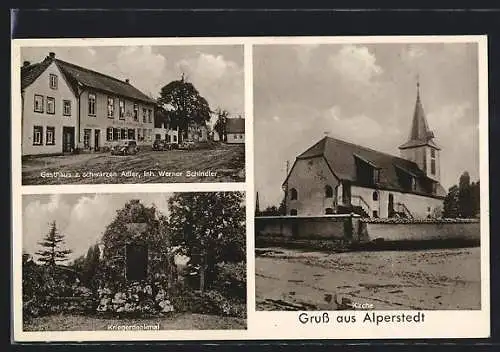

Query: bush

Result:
[213,262,246,301]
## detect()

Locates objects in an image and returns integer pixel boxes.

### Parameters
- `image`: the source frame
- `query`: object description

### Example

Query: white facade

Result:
[22,62,78,156]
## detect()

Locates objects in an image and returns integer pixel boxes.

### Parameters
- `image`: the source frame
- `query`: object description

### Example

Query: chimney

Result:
[125,79,130,84]
[23,61,30,67]
[49,52,55,59]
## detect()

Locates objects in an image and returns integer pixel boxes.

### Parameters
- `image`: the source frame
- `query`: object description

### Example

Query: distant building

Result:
[226,117,245,144]
[283,83,446,219]
[186,122,209,142]
[21,52,156,155]
[154,122,179,144]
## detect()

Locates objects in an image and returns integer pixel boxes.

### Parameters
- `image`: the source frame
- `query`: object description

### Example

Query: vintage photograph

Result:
[254,42,483,311]
[21,192,246,331]
[18,45,245,185]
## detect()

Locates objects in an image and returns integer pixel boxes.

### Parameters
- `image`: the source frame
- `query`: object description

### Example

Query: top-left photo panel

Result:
[15,44,245,185]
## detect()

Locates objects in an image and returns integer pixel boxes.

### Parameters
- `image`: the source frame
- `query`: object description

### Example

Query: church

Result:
[282,83,447,219]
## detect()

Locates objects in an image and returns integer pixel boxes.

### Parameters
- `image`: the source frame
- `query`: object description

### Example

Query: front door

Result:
[388,194,394,217]
[62,127,75,153]
[94,130,100,151]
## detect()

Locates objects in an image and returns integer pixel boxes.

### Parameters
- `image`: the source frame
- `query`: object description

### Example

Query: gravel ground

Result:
[23,313,246,331]
[256,246,481,311]
[22,144,245,185]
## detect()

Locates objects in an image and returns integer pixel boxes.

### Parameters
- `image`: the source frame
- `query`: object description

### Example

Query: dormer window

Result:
[49,74,58,89]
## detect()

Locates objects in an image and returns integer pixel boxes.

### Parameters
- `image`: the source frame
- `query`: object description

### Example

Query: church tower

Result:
[399,80,441,182]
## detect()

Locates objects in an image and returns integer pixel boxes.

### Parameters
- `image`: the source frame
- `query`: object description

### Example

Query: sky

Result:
[21,45,244,124]
[23,193,172,262]
[254,42,481,208]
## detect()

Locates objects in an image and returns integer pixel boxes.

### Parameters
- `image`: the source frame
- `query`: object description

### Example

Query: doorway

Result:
[62,126,75,153]
[342,181,351,205]
[94,129,100,151]
[388,194,394,217]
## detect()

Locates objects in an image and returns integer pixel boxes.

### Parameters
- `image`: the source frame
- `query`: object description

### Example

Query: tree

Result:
[214,108,229,142]
[35,221,72,267]
[443,185,459,218]
[458,171,473,218]
[442,171,480,218]
[157,77,211,141]
[167,192,245,293]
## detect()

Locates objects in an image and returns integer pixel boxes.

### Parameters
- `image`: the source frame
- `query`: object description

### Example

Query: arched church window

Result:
[372,191,379,201]
[290,188,298,200]
[325,185,333,198]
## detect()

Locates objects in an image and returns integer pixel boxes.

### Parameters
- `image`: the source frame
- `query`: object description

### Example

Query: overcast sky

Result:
[23,193,172,261]
[254,42,480,208]
[21,45,244,121]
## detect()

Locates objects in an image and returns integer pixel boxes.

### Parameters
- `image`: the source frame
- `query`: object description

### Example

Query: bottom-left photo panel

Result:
[20,191,247,331]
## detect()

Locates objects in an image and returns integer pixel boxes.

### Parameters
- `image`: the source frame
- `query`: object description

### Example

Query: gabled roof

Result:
[399,82,440,150]
[21,54,155,104]
[288,136,446,198]
[226,117,245,133]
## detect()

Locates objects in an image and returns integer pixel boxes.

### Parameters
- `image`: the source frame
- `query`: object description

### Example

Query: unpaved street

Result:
[256,247,481,311]
[22,144,245,185]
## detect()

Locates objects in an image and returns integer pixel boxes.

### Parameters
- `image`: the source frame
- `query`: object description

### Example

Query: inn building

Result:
[282,82,447,219]
[21,52,156,156]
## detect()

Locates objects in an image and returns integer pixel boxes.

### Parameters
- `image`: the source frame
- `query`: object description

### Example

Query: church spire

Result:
[399,79,439,150]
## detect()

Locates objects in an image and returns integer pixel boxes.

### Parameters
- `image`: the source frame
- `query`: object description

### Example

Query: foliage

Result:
[35,221,72,267]
[443,171,480,218]
[214,108,229,142]
[71,244,102,290]
[213,262,246,301]
[167,192,246,292]
[157,78,211,139]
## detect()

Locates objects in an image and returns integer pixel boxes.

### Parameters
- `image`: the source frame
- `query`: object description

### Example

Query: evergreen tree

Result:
[35,221,72,267]
[458,171,473,218]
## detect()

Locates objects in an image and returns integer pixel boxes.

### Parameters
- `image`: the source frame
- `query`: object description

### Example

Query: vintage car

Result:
[110,139,139,156]
[178,140,196,150]
[152,139,167,151]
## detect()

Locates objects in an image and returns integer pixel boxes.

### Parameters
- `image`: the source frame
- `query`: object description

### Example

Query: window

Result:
[173,135,177,142]
[431,149,436,158]
[148,109,153,123]
[325,185,333,198]
[290,209,298,216]
[121,128,127,140]
[128,129,135,140]
[133,104,138,120]
[46,97,55,114]
[46,127,55,145]
[113,128,119,141]
[290,188,298,200]
[119,99,125,119]
[431,159,436,175]
[49,74,58,89]
[107,127,113,141]
[372,191,379,201]
[143,108,147,123]
[33,126,43,145]
[107,97,115,118]
[63,100,71,116]
[373,169,380,184]
[83,129,91,149]
[325,208,334,214]
[155,134,161,140]
[372,210,379,218]
[411,177,417,191]
[88,93,96,116]
[34,95,44,112]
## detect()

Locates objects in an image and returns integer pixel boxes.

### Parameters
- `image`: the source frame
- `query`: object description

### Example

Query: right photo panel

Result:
[253,42,482,312]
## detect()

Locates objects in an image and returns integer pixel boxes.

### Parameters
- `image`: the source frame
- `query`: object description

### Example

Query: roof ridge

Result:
[54,58,132,87]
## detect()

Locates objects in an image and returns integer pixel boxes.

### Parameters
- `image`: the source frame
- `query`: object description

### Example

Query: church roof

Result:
[399,82,440,150]
[285,136,446,198]
[21,53,156,104]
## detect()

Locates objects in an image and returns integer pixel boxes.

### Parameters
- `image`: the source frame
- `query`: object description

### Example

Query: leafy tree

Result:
[443,171,480,218]
[157,77,211,141]
[443,185,459,218]
[458,171,473,218]
[35,221,72,267]
[214,108,229,142]
[167,192,245,293]
[471,181,481,217]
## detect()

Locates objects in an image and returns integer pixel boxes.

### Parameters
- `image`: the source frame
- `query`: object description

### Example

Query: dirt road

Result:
[22,144,245,185]
[256,247,481,311]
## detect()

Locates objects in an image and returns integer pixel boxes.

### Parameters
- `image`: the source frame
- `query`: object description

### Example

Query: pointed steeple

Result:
[399,79,440,150]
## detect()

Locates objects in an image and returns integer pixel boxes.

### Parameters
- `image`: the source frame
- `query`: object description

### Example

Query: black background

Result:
[8,7,500,350]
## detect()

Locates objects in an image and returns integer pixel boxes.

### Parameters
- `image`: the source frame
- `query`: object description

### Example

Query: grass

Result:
[24,313,247,331]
